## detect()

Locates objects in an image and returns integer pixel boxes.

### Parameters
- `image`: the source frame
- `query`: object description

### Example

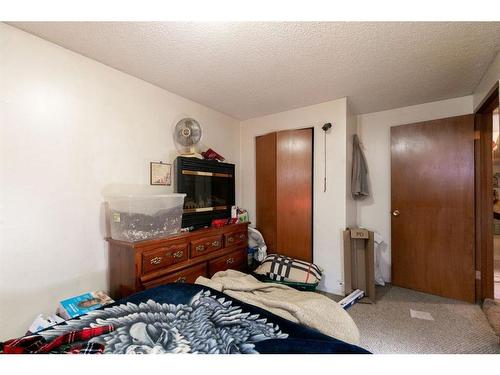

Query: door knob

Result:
[392,209,400,217]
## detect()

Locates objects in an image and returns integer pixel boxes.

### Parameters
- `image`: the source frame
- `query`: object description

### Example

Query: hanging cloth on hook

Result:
[351,135,370,200]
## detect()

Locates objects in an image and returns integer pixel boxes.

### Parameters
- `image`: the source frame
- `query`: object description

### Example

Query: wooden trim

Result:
[181,170,233,178]
[475,83,499,301]
[476,82,499,114]
[310,127,315,263]
[474,125,482,300]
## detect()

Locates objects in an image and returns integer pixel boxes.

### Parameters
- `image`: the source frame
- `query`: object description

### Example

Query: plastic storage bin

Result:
[105,193,186,242]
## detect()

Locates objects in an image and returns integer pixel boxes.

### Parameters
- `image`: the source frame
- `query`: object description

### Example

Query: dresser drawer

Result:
[190,234,223,258]
[224,230,247,247]
[141,263,207,289]
[142,243,188,274]
[208,248,247,277]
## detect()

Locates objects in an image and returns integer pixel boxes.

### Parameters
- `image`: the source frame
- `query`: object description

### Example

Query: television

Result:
[174,157,235,229]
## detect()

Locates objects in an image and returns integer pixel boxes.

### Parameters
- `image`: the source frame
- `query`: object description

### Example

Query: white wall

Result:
[0,23,240,340]
[473,51,500,111]
[346,100,358,227]
[240,98,349,295]
[356,96,474,282]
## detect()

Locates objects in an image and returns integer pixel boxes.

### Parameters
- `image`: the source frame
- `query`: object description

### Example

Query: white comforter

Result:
[195,270,360,345]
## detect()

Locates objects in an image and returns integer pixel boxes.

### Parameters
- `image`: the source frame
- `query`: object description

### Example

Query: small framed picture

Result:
[150,162,172,186]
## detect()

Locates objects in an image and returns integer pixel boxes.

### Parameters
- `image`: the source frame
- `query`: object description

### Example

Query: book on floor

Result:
[58,291,114,319]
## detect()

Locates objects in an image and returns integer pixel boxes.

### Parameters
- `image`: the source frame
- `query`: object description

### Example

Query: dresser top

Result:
[106,222,249,248]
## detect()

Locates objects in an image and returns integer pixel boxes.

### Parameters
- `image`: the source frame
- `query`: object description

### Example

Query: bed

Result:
[1,282,369,354]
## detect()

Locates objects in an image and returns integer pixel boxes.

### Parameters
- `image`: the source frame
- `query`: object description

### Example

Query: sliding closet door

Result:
[276,128,313,262]
[256,132,278,253]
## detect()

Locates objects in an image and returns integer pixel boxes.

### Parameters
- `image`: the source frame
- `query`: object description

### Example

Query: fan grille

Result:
[174,118,202,148]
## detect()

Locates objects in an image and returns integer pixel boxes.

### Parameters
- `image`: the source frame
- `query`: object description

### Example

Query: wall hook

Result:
[322,123,332,192]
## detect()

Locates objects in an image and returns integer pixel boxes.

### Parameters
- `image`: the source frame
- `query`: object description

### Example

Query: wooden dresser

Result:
[106,222,249,299]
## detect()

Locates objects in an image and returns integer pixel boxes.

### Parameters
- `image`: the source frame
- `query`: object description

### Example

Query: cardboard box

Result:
[350,228,369,239]
[343,228,375,302]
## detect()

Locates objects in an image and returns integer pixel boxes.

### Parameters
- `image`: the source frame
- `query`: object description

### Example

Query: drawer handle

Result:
[227,237,234,243]
[226,257,235,265]
[150,256,162,265]
[175,276,187,283]
[196,244,205,252]
[212,240,220,247]
[239,234,245,240]
[172,250,184,259]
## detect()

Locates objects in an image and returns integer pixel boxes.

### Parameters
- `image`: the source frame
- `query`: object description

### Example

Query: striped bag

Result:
[254,254,322,284]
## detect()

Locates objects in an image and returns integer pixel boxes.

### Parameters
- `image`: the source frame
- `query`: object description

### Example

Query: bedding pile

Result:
[195,270,360,345]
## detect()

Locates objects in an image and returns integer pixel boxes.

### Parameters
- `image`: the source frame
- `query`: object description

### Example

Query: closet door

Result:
[256,132,277,253]
[276,128,313,262]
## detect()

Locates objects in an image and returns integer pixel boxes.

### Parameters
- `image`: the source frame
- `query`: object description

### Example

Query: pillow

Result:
[254,254,323,284]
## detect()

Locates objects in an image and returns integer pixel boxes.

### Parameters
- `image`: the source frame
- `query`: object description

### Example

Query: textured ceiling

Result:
[8,22,500,120]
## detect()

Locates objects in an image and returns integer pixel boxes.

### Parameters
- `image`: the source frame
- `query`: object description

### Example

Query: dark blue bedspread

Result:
[112,283,369,354]
[3,283,369,354]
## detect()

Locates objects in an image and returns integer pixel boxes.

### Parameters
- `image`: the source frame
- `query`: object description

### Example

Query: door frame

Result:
[475,82,499,301]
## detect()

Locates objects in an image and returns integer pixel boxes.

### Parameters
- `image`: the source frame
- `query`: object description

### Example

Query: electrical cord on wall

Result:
[322,123,332,192]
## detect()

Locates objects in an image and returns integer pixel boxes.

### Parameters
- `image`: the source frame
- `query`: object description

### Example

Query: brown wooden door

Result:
[256,128,313,262]
[391,115,475,303]
[276,128,313,262]
[256,132,278,253]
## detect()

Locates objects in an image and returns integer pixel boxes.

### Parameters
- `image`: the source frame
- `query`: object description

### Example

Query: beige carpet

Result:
[330,285,500,354]
[483,299,500,337]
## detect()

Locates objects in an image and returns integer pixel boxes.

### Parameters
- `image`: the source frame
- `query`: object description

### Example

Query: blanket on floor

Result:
[195,270,360,345]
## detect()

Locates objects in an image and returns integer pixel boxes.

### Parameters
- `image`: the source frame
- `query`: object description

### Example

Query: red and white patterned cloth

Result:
[0,324,114,354]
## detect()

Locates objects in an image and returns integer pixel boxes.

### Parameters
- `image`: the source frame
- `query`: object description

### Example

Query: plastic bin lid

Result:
[102,184,186,199]
[104,193,186,199]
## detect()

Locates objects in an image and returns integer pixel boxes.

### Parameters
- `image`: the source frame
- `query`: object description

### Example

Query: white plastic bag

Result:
[28,314,64,334]
[373,232,387,286]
